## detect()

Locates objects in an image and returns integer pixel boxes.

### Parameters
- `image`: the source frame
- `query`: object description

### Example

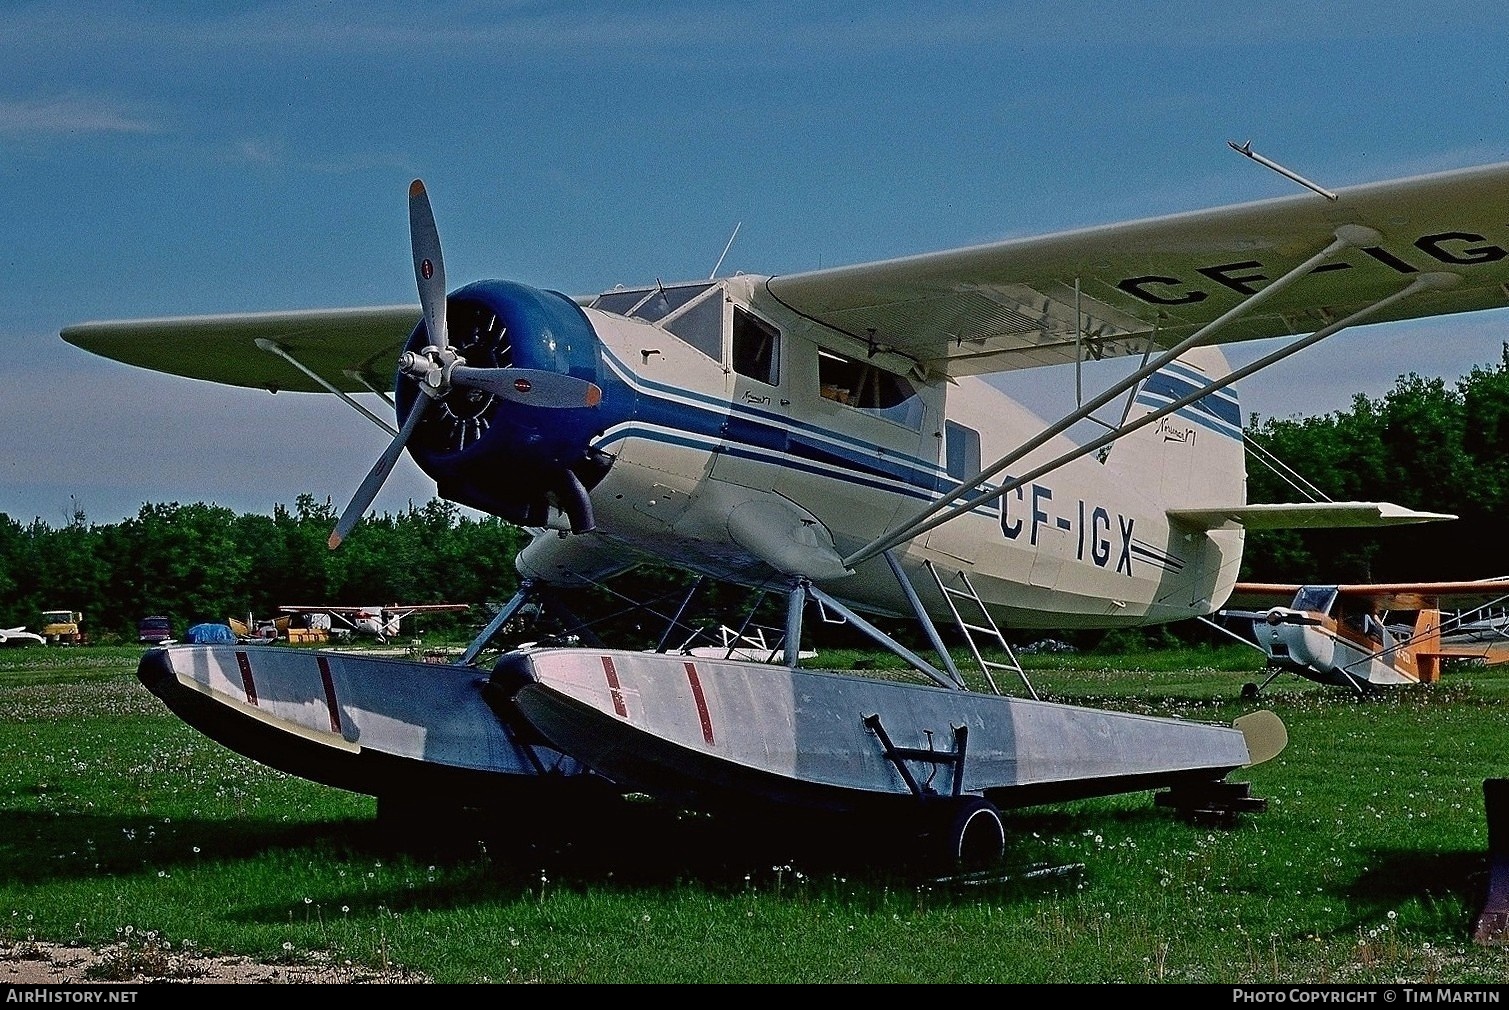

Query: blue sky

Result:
[5,2,1509,526]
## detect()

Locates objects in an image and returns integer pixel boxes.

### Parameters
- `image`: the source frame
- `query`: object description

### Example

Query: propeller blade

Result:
[450,365,603,408]
[1264,608,1323,627]
[408,179,448,353]
[329,397,430,549]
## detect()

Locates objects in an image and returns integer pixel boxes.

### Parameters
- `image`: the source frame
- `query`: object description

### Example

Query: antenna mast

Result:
[710,222,742,279]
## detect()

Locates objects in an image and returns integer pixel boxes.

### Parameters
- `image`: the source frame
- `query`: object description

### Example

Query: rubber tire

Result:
[943,796,1005,872]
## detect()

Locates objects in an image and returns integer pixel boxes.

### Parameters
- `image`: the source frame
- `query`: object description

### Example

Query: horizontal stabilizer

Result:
[1167,501,1455,532]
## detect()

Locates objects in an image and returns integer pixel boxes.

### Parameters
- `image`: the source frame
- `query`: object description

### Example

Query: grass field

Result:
[4,642,1509,983]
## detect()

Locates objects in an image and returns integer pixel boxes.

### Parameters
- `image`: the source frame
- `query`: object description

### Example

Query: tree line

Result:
[1242,344,1509,585]
[3,347,1506,644]
[0,495,527,643]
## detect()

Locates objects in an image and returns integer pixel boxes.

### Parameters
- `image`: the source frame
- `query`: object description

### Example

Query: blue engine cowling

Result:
[394,279,629,530]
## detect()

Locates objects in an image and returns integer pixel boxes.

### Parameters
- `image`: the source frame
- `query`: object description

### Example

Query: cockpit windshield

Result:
[589,283,713,322]
[588,283,723,361]
[1292,586,1339,614]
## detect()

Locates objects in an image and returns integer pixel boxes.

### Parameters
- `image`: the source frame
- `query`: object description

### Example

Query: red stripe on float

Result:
[235,651,258,705]
[683,662,715,744]
[316,655,342,734]
[601,655,628,718]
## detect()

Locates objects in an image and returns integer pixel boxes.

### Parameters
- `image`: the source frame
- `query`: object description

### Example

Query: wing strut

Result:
[254,338,400,437]
[344,369,397,409]
[843,237,1459,568]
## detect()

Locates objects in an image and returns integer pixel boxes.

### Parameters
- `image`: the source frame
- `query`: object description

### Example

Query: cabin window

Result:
[665,290,724,361]
[732,307,780,385]
[817,348,923,428]
[944,421,981,483]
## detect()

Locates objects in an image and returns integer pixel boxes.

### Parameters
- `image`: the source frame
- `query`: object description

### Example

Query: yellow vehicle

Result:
[40,610,85,645]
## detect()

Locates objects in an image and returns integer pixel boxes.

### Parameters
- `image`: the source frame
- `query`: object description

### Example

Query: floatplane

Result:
[61,147,1509,871]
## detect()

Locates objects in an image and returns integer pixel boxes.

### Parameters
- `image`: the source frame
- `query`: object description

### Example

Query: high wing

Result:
[762,161,1509,379]
[61,162,1509,390]
[62,306,420,394]
[277,603,468,615]
[1229,579,1509,612]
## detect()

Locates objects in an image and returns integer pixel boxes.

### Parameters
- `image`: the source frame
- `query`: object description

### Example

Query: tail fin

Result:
[1411,608,1444,684]
[1105,345,1245,509]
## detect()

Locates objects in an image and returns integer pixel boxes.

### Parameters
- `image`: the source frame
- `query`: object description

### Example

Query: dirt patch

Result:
[0,939,430,985]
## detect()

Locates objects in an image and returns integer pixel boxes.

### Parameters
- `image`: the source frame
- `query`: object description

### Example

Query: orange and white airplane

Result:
[52,150,1509,867]
[1223,580,1509,695]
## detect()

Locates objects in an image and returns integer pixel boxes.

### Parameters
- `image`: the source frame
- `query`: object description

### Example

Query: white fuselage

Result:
[515,277,1247,632]
[1254,609,1421,688]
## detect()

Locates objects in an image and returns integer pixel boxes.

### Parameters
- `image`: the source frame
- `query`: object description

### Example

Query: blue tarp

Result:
[184,623,236,645]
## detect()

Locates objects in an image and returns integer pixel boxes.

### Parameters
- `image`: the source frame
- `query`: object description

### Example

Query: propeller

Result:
[329,180,603,549]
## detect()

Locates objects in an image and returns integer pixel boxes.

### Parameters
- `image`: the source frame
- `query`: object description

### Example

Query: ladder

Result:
[924,559,1038,700]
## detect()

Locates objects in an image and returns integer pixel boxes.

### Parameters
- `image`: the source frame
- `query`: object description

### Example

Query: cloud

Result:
[0,93,158,136]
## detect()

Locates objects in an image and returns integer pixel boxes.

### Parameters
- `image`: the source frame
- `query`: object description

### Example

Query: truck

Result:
[137,615,174,644]
[39,610,85,645]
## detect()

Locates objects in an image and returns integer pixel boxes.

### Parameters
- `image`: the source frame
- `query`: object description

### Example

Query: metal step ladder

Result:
[924,559,1037,699]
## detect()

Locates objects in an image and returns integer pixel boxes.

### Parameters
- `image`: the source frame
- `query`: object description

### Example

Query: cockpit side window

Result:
[732,307,780,385]
[590,289,646,315]
[944,421,982,483]
[664,290,723,361]
[818,348,923,428]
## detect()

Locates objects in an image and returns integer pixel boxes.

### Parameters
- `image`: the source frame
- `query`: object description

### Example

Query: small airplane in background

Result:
[0,626,46,647]
[1217,580,1509,696]
[277,603,470,643]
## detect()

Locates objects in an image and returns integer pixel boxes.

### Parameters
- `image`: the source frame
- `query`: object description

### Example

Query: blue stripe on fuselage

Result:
[597,348,1003,515]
